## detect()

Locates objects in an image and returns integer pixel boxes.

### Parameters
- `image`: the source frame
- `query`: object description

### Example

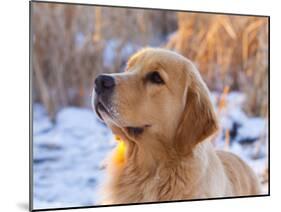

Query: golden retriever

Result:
[92,48,261,204]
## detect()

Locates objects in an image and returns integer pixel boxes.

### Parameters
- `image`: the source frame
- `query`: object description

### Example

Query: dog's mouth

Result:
[98,105,150,137]
[125,125,151,138]
[93,96,151,138]
[125,126,144,137]
[95,100,113,121]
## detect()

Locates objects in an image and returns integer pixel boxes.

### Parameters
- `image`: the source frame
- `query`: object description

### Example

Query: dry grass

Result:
[31,3,268,119]
[167,13,268,117]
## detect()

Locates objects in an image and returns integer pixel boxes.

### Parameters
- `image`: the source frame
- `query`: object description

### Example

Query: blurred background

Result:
[32,2,269,210]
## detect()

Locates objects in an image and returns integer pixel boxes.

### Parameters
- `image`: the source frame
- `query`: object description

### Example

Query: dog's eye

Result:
[147,71,164,84]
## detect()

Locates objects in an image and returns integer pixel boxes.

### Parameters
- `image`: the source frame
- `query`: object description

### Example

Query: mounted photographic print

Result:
[30,1,269,211]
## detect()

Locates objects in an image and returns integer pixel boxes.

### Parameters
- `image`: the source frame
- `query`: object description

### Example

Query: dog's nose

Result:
[95,75,115,94]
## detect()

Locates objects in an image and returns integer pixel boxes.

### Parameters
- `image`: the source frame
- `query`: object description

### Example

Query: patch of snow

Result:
[75,32,85,49]
[103,39,119,68]
[33,104,53,135]
[213,92,268,193]
[33,104,115,209]
[237,118,266,142]
[103,39,139,69]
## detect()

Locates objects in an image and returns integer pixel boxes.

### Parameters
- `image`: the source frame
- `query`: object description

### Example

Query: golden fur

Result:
[93,48,261,204]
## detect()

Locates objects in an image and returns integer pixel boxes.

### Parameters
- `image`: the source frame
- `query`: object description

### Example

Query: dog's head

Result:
[92,48,218,158]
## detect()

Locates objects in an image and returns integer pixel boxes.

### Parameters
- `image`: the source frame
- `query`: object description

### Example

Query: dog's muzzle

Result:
[93,74,116,120]
[95,75,115,95]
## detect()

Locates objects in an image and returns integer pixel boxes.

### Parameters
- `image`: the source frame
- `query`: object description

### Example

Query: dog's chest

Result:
[109,165,191,203]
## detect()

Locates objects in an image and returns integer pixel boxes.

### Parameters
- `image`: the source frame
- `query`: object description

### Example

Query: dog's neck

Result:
[105,138,213,203]
[120,137,173,168]
[111,135,211,175]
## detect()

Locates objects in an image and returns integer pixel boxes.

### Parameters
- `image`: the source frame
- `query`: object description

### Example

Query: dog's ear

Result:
[175,65,218,155]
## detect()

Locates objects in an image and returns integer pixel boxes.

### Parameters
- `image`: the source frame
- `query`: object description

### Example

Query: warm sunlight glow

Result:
[113,136,126,166]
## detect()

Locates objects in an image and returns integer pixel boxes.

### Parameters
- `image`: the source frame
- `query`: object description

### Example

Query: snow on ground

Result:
[212,92,268,192]
[33,104,115,209]
[33,92,268,209]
